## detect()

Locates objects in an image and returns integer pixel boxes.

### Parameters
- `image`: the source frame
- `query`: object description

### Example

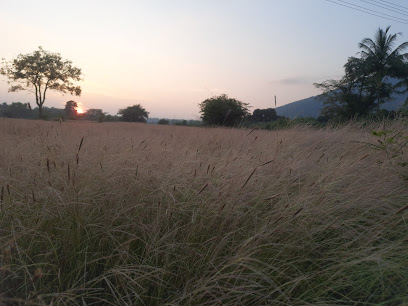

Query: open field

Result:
[0,118,407,305]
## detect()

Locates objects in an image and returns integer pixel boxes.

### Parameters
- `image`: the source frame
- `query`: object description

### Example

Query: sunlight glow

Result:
[76,108,84,114]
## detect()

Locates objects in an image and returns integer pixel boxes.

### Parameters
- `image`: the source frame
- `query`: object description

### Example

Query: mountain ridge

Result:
[276,92,408,119]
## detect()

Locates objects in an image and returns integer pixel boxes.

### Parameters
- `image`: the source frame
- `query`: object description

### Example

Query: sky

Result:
[1,0,408,119]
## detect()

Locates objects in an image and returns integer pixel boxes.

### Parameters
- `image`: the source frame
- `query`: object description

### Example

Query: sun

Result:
[76,107,85,114]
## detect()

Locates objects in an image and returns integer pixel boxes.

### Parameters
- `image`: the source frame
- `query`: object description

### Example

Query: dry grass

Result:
[0,118,407,305]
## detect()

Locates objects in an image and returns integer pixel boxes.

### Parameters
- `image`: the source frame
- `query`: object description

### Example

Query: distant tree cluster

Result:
[0,100,152,123]
[0,102,66,120]
[158,118,169,125]
[0,102,32,118]
[315,26,408,121]
[249,108,279,122]
[197,94,284,127]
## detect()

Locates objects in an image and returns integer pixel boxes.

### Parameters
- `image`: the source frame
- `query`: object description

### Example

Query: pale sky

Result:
[1,0,408,119]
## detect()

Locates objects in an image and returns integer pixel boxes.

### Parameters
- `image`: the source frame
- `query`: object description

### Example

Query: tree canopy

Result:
[0,47,82,119]
[118,104,149,122]
[199,94,250,126]
[315,27,408,120]
[64,100,78,119]
[251,108,278,122]
[85,109,105,122]
[0,102,32,119]
[158,118,169,125]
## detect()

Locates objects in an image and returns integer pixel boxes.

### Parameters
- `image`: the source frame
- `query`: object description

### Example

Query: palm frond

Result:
[390,41,408,58]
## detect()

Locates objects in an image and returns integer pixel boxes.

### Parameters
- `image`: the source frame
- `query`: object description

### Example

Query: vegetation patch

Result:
[0,119,407,305]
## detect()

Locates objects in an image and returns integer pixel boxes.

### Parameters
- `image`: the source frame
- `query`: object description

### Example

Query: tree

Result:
[64,100,78,119]
[315,27,408,120]
[359,26,408,109]
[198,94,250,126]
[158,118,169,125]
[314,59,382,120]
[251,108,278,122]
[118,104,149,122]
[85,108,105,121]
[0,47,82,119]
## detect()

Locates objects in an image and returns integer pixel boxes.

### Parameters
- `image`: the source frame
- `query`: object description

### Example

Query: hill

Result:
[276,92,408,118]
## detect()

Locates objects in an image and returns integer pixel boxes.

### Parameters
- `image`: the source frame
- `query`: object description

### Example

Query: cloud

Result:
[281,77,315,85]
[269,76,317,86]
[269,74,344,86]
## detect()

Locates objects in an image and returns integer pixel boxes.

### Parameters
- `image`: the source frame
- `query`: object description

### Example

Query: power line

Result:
[360,0,408,16]
[337,0,408,22]
[367,0,408,14]
[327,0,408,23]
[325,0,408,24]
[379,0,408,11]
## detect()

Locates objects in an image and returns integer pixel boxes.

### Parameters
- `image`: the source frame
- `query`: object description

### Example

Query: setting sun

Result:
[76,108,84,114]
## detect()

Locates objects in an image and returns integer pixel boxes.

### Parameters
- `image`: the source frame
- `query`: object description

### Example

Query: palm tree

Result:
[358,26,408,110]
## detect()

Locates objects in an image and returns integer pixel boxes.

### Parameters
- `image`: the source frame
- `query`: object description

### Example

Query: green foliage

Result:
[172,119,202,126]
[315,27,408,121]
[104,114,120,122]
[157,118,169,125]
[254,117,325,130]
[250,108,278,123]
[0,102,33,119]
[64,100,78,120]
[32,106,64,120]
[368,129,408,157]
[0,47,82,119]
[363,128,408,179]
[118,104,149,122]
[84,109,106,122]
[0,103,65,120]
[174,119,187,126]
[398,98,408,117]
[199,94,250,126]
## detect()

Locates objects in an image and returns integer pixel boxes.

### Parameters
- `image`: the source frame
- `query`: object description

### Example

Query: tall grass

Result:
[0,118,407,305]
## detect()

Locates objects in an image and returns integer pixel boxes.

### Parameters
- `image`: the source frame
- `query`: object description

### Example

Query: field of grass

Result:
[0,118,407,305]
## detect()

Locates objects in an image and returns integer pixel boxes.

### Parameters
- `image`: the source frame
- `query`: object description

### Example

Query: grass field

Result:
[0,118,407,305]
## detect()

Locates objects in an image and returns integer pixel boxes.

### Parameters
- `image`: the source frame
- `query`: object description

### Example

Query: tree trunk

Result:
[38,105,43,119]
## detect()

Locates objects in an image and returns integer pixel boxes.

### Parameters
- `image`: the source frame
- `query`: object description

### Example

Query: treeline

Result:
[0,102,74,120]
[0,101,138,122]
[153,118,202,126]
[0,102,110,121]
[314,26,408,121]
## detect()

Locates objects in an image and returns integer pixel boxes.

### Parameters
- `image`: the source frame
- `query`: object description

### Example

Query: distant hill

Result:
[276,93,408,119]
